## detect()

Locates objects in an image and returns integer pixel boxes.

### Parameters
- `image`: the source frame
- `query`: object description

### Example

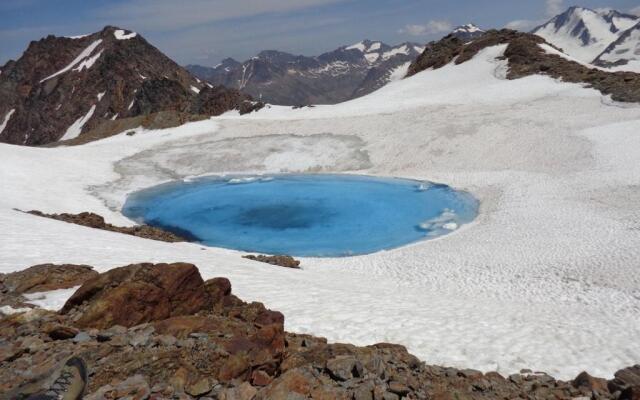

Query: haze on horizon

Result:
[1,0,639,67]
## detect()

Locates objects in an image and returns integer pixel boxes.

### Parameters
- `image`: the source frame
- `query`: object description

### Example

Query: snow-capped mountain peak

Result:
[533,6,639,63]
[451,24,485,41]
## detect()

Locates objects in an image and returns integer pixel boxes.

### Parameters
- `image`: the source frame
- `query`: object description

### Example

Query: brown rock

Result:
[61,263,209,329]
[0,264,98,294]
[573,371,609,394]
[243,255,301,269]
[610,365,640,393]
[251,370,273,386]
[28,211,189,243]
[621,386,640,400]
[46,325,79,340]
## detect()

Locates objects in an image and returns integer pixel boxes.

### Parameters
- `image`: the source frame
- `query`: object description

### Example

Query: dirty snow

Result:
[60,105,95,141]
[40,39,103,82]
[1,45,640,381]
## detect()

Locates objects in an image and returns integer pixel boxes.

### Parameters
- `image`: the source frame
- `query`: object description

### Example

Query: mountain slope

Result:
[532,7,639,63]
[594,21,640,72]
[451,24,486,42]
[0,26,260,146]
[187,40,424,105]
[407,29,640,103]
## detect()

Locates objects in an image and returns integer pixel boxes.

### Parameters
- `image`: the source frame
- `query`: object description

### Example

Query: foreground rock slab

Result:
[1,262,638,399]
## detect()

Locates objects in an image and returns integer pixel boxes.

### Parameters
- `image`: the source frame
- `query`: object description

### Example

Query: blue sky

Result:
[1,0,639,67]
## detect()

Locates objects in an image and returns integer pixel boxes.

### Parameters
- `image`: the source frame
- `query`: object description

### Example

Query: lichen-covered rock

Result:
[0,263,98,294]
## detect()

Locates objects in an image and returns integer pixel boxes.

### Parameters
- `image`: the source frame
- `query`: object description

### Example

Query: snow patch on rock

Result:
[114,30,137,40]
[60,105,95,141]
[40,39,103,82]
[0,109,16,134]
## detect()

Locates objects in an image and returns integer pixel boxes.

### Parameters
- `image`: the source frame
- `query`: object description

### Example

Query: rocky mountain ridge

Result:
[408,28,640,103]
[0,26,261,146]
[187,40,425,105]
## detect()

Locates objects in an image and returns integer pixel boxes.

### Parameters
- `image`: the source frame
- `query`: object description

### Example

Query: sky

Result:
[1,0,639,67]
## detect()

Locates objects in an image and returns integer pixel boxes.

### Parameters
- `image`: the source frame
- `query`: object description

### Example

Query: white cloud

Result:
[98,0,348,31]
[399,20,453,36]
[505,0,565,33]
[630,5,640,16]
[545,0,564,17]
[505,19,543,31]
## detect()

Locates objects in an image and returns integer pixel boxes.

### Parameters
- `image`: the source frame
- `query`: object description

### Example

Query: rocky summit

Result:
[0,26,262,146]
[1,263,639,399]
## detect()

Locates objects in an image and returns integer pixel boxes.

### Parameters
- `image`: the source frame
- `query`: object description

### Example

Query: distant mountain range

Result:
[187,40,426,106]
[532,6,640,71]
[0,26,261,146]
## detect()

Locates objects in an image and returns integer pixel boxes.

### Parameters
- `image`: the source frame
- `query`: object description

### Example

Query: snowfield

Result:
[1,46,640,380]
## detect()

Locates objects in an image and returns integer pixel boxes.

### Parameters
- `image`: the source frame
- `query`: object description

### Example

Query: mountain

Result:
[0,26,261,146]
[407,29,640,103]
[532,6,639,63]
[186,40,425,106]
[450,24,486,42]
[593,21,640,72]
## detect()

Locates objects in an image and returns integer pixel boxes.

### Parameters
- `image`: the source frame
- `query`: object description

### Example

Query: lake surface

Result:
[122,174,478,257]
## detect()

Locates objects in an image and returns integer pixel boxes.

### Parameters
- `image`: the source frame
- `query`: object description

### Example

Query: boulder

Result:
[61,263,209,329]
[0,264,98,294]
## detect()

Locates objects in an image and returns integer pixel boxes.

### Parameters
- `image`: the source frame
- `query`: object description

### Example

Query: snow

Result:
[0,109,16,134]
[72,50,103,72]
[60,105,95,141]
[454,24,483,33]
[66,34,89,39]
[414,46,425,54]
[368,42,381,51]
[538,44,607,70]
[389,62,411,81]
[382,45,409,60]
[1,45,640,380]
[97,91,106,101]
[128,99,135,110]
[23,287,79,311]
[40,39,103,83]
[114,30,137,40]
[139,73,147,80]
[346,41,366,52]
[597,24,640,72]
[534,7,622,63]
[190,85,200,94]
[364,53,379,63]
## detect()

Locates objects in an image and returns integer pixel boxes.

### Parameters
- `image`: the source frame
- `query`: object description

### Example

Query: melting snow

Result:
[23,287,80,311]
[114,30,137,40]
[60,105,95,141]
[0,109,16,134]
[40,39,103,82]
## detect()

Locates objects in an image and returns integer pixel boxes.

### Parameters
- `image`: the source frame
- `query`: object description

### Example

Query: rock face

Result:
[61,263,209,329]
[187,40,424,105]
[0,26,261,146]
[28,211,191,242]
[407,29,640,103]
[1,262,639,399]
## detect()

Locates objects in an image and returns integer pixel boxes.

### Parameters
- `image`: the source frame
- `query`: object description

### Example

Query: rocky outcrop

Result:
[190,85,264,116]
[0,26,260,146]
[60,263,210,329]
[243,255,301,269]
[28,211,191,242]
[408,29,640,103]
[0,264,97,295]
[1,262,639,399]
